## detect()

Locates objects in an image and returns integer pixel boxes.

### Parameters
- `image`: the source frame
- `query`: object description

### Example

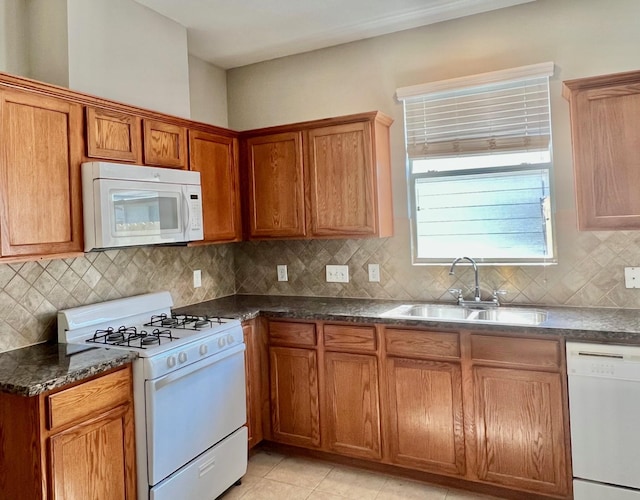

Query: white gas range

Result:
[58,291,247,500]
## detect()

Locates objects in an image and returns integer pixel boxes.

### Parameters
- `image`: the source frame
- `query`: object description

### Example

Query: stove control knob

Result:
[167,355,176,368]
[178,352,188,364]
[199,344,208,356]
[226,334,235,344]
[217,337,226,348]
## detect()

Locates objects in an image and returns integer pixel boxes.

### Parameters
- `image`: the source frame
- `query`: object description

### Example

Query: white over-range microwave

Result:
[82,162,204,251]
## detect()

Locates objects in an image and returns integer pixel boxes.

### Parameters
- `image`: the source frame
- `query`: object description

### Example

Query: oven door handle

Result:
[150,342,245,391]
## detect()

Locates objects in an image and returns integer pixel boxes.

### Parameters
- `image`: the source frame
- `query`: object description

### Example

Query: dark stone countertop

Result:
[0,342,137,397]
[174,294,640,344]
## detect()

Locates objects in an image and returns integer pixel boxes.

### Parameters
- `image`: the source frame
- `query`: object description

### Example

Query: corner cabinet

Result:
[564,70,640,230]
[0,366,136,500]
[0,88,84,260]
[189,130,242,243]
[242,112,393,240]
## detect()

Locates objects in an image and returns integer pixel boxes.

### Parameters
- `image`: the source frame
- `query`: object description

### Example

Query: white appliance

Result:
[58,292,247,500]
[82,162,204,251]
[567,341,640,499]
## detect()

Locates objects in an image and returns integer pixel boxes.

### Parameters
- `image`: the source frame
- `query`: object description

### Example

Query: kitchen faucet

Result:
[449,256,481,303]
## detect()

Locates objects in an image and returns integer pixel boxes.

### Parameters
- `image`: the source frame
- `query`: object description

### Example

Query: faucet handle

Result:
[448,288,463,304]
[492,289,507,304]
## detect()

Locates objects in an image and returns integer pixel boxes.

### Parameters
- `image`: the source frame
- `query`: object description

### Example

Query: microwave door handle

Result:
[182,192,190,231]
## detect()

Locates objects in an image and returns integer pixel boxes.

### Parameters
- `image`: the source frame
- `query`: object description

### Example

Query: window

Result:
[397,62,556,265]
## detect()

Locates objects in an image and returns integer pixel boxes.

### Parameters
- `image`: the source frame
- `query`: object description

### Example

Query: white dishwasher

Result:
[567,341,640,499]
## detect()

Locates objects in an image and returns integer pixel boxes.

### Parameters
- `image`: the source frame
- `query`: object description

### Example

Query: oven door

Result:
[145,342,246,486]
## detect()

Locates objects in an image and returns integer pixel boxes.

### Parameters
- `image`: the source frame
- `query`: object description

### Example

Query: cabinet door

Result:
[245,132,306,238]
[243,321,264,449]
[86,107,141,163]
[49,403,136,500]
[473,366,568,496]
[143,119,187,169]
[189,130,241,242]
[269,346,320,447]
[325,352,381,459]
[565,74,640,229]
[0,89,83,258]
[386,357,466,476]
[307,121,375,236]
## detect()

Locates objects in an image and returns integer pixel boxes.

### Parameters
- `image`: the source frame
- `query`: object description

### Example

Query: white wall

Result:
[66,0,191,118]
[188,54,228,127]
[0,0,29,76]
[28,0,69,87]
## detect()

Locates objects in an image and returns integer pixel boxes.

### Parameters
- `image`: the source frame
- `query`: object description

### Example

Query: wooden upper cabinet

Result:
[245,132,306,238]
[85,107,141,163]
[189,130,242,242]
[564,70,640,230]
[0,89,83,259]
[143,119,187,169]
[242,111,393,240]
[307,121,375,236]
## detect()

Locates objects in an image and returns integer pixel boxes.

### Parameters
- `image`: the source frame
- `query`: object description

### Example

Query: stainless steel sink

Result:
[381,304,548,325]
[381,304,472,321]
[473,308,548,325]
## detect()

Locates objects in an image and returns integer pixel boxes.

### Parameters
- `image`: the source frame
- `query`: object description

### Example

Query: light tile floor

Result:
[220,450,503,500]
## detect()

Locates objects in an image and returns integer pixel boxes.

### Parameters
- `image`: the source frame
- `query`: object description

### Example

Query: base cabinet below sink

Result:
[258,319,571,500]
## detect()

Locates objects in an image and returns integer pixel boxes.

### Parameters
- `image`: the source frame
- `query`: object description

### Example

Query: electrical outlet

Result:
[193,269,202,288]
[326,265,349,283]
[625,267,640,288]
[277,265,288,282]
[368,263,380,282]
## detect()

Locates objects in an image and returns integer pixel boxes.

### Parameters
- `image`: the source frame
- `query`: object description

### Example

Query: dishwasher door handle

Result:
[577,351,624,359]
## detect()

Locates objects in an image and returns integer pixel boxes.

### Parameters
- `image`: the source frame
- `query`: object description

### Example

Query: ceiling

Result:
[134,0,536,69]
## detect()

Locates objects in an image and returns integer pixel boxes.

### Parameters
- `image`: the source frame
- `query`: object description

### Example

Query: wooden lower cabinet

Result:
[473,366,569,496]
[0,366,136,500]
[243,319,264,449]
[269,346,320,447]
[386,357,465,476]
[324,351,381,460]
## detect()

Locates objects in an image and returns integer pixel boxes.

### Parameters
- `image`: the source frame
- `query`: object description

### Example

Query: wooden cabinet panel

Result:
[323,324,376,352]
[386,357,465,476]
[0,89,83,258]
[245,132,306,238]
[269,346,320,447]
[470,335,560,369]
[189,130,241,242]
[473,366,568,496]
[307,121,375,236]
[49,404,135,500]
[143,119,187,169]
[564,70,640,229]
[243,320,264,449]
[86,107,141,162]
[325,352,381,459]
[47,368,131,431]
[269,320,316,347]
[385,328,460,359]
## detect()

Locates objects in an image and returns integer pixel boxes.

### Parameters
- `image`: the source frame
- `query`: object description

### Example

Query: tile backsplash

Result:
[4,209,640,352]
[0,244,234,352]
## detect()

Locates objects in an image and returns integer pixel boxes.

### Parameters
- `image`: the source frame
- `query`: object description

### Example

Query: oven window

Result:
[111,190,181,235]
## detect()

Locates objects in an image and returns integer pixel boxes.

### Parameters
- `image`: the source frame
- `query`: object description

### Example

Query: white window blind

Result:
[397,62,556,265]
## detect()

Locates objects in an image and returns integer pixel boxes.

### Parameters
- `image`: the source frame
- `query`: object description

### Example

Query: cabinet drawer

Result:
[385,328,460,359]
[46,367,132,431]
[269,321,317,347]
[470,335,560,369]
[324,324,376,352]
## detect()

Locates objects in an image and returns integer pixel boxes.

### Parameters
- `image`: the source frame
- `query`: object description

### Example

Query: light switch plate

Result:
[277,265,288,282]
[625,267,640,288]
[326,265,349,283]
[368,263,380,282]
[193,269,202,288]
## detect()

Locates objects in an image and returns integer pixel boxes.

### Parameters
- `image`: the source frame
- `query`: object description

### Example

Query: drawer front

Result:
[269,321,317,347]
[47,367,132,431]
[385,328,460,359]
[470,335,560,368]
[324,324,376,352]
